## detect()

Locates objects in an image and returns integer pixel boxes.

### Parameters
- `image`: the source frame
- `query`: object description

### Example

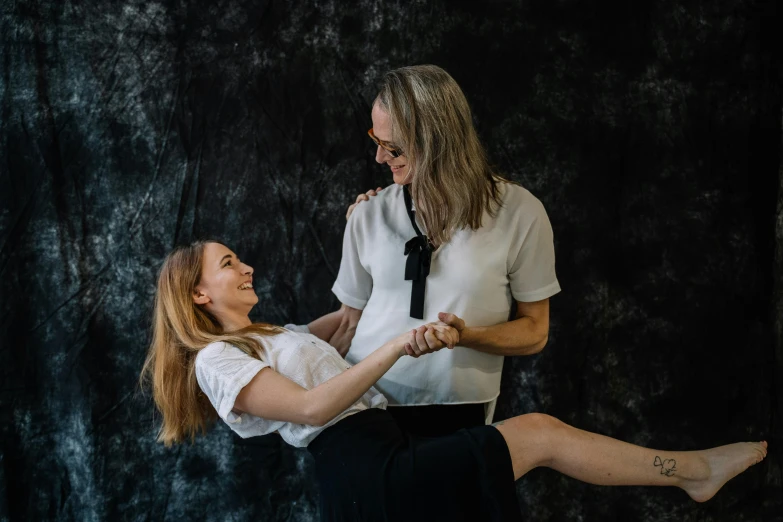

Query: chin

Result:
[241,295,259,308]
[393,171,411,185]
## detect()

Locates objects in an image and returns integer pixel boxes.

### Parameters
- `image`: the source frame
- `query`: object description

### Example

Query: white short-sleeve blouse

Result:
[332,181,560,411]
[195,324,388,448]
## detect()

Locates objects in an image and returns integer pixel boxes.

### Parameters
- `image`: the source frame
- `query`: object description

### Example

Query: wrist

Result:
[459,326,475,347]
[387,340,406,359]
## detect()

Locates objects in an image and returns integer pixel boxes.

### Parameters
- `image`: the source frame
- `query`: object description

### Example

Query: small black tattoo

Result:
[654,456,677,476]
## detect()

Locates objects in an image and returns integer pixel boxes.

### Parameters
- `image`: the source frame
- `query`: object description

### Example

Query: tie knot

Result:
[404,235,430,256]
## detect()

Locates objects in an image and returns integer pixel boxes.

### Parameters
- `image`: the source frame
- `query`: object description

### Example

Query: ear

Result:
[193,287,211,305]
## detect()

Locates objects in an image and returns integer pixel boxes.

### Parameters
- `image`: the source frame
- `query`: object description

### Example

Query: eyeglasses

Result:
[368,128,403,158]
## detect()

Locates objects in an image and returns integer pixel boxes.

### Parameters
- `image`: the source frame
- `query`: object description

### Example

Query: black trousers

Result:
[385,402,487,437]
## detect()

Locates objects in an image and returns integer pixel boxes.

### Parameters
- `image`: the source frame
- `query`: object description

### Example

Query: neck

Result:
[217,311,252,332]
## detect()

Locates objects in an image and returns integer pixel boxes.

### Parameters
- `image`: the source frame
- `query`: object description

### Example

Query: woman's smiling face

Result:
[371,102,411,185]
[193,242,258,315]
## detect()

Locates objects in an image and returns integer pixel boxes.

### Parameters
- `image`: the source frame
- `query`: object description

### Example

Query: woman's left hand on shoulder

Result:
[346,187,382,220]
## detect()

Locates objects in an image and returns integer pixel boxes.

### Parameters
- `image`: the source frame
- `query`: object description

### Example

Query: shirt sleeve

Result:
[508,197,562,302]
[283,323,311,334]
[331,207,373,309]
[195,342,271,425]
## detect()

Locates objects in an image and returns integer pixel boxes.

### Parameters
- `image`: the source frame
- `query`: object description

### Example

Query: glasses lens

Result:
[369,129,402,157]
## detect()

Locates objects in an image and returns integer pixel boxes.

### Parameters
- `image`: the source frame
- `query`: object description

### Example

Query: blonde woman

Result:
[332,65,559,436]
[141,240,766,522]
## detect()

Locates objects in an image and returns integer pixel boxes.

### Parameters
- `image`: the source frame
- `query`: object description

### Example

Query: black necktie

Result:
[402,185,434,319]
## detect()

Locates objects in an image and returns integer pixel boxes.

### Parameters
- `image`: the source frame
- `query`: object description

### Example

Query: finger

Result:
[376,186,383,192]
[444,325,459,345]
[438,312,464,329]
[435,327,457,348]
[415,326,430,352]
[444,326,459,347]
[346,204,356,220]
[356,194,368,204]
[409,329,424,356]
[433,327,457,348]
[404,343,417,358]
[437,312,454,325]
[429,323,458,342]
[366,189,377,196]
[423,327,443,350]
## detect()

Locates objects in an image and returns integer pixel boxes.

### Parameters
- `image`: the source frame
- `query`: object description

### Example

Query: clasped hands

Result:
[399,312,466,358]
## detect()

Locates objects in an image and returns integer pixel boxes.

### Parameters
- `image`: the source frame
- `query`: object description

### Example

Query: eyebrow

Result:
[373,131,394,145]
[218,254,233,266]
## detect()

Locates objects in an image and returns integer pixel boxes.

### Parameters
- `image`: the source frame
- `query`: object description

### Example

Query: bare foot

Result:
[681,441,768,502]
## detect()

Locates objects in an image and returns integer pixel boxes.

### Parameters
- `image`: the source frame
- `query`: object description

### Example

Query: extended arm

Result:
[233,324,456,426]
[234,337,404,427]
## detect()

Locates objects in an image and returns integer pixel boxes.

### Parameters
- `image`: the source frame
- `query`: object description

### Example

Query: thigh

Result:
[387,403,486,437]
[387,426,522,522]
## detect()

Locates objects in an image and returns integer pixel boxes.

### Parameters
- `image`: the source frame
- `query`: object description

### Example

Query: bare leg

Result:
[493,413,768,502]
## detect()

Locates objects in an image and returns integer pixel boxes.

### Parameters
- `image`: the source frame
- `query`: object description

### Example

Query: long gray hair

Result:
[375,64,509,245]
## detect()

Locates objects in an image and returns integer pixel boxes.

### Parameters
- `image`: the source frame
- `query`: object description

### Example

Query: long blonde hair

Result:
[376,64,510,246]
[139,240,281,446]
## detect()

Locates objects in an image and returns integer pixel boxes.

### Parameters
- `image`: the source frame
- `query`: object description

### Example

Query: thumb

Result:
[438,312,459,326]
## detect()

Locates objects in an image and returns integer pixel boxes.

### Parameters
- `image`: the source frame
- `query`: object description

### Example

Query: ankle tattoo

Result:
[654,456,677,476]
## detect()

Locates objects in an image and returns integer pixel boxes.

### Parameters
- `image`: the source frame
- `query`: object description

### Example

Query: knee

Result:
[499,413,568,472]
[516,413,566,436]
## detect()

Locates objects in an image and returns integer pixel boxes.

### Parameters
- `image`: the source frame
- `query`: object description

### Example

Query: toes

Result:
[751,446,767,462]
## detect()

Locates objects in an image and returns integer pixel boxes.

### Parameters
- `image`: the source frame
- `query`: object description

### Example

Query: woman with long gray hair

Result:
[331,64,559,436]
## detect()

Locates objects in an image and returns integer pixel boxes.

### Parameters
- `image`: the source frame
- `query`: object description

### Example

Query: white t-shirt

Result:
[194,324,388,448]
[332,181,560,413]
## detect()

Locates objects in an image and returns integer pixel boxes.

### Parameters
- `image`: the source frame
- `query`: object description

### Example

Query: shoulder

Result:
[497,181,548,219]
[195,341,239,372]
[347,183,402,224]
[196,341,231,364]
[195,337,268,370]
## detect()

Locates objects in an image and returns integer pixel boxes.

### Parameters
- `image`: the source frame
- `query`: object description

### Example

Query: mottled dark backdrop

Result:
[1,0,781,520]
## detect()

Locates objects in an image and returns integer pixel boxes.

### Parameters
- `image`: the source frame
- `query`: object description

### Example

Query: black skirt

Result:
[386,402,486,437]
[307,408,522,522]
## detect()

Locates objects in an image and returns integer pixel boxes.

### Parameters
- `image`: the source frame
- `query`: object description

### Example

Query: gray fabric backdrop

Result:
[1,0,781,520]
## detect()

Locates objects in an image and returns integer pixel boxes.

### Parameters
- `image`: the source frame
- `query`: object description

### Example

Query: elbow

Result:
[528,333,549,355]
[309,416,327,428]
[303,403,331,428]
[303,408,325,427]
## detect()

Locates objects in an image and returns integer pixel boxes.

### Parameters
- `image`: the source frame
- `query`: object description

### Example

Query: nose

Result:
[375,145,392,164]
[241,262,254,276]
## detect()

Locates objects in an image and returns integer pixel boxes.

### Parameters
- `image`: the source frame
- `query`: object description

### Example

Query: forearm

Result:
[305,340,403,426]
[307,308,345,342]
[328,304,363,357]
[460,316,548,356]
